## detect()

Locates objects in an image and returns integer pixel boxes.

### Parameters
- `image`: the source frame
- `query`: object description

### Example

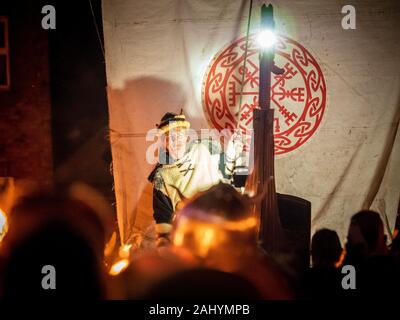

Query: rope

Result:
[89,0,106,60]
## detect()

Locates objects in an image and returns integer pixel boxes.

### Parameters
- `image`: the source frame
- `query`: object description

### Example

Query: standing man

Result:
[148,112,243,239]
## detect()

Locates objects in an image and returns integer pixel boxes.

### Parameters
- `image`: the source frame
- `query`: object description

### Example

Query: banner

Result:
[102,0,400,245]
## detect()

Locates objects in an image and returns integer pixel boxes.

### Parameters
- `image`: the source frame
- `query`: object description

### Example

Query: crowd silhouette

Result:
[0,182,398,299]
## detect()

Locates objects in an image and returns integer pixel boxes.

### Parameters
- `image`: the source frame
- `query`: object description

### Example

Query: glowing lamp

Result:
[256,29,276,49]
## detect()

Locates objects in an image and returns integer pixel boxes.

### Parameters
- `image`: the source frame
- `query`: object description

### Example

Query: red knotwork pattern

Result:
[202,34,327,155]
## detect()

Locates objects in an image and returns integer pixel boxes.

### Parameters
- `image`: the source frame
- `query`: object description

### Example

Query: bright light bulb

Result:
[256,30,276,49]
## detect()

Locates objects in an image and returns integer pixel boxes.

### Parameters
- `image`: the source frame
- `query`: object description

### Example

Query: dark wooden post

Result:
[245,4,285,253]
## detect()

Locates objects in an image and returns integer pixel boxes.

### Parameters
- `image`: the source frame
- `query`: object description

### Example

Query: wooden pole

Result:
[245,4,285,253]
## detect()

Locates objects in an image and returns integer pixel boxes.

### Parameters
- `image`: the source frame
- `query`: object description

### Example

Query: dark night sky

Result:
[48,0,108,163]
[47,0,113,195]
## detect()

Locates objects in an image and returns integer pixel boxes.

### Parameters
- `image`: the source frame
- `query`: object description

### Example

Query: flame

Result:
[118,243,132,259]
[223,217,257,231]
[197,227,216,257]
[173,229,185,247]
[109,259,129,276]
[0,207,8,241]
[172,215,257,258]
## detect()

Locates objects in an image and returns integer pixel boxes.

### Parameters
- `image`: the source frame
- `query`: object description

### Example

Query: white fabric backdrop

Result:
[101,0,400,245]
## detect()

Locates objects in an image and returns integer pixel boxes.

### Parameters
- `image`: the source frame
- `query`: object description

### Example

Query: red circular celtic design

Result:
[202,34,327,155]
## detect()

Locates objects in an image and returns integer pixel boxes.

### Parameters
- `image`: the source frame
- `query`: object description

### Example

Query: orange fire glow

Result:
[109,259,129,276]
[0,207,8,241]
[172,215,257,258]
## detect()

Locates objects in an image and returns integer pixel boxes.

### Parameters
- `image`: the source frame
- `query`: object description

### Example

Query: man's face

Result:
[164,127,188,160]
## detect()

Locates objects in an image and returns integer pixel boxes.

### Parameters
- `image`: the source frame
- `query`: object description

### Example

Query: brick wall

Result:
[0,1,53,187]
